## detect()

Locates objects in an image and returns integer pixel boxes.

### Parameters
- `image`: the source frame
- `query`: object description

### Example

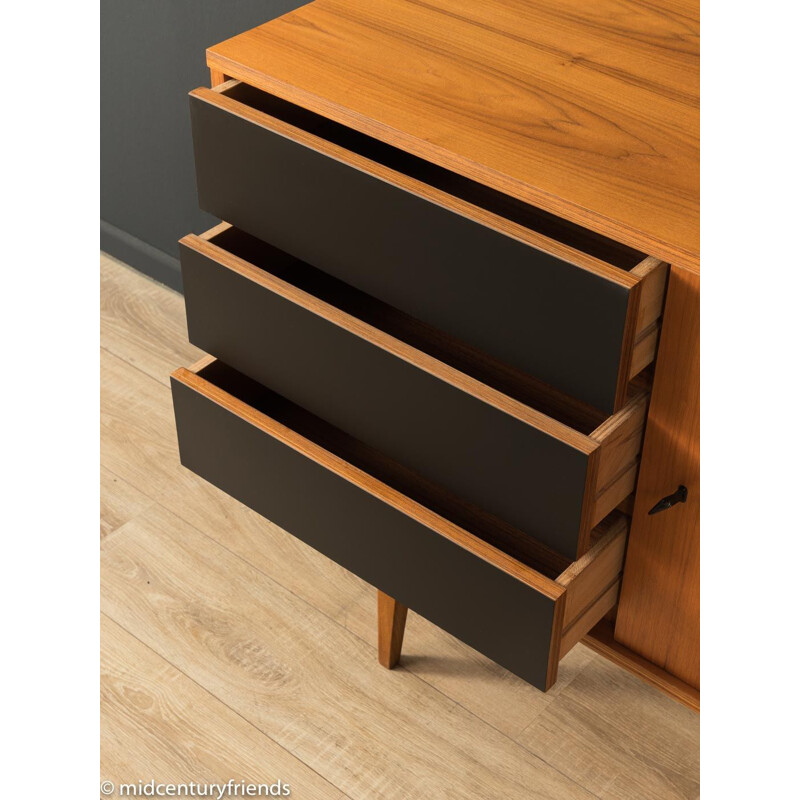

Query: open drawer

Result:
[188,80,667,415]
[171,358,629,691]
[180,224,647,561]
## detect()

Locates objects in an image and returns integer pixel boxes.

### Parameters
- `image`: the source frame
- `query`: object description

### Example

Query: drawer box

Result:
[189,81,667,415]
[180,224,647,560]
[171,358,629,691]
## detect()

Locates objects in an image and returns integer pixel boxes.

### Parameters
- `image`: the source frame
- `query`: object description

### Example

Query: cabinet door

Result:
[614,266,700,689]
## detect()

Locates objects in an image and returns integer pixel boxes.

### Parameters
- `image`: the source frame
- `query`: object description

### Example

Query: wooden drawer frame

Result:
[171,357,628,691]
[189,80,667,415]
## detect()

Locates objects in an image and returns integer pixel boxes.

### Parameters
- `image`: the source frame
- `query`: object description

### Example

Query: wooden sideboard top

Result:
[208,0,699,272]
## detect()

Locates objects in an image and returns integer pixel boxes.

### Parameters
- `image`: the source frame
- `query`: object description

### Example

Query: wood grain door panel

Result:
[614,267,699,689]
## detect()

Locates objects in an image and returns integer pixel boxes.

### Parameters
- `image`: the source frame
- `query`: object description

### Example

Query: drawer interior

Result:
[193,355,572,576]
[172,357,629,690]
[218,82,646,272]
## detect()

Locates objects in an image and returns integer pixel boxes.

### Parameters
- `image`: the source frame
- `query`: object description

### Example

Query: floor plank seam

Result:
[100,611,357,800]
[101,345,178,389]
[101,468,156,543]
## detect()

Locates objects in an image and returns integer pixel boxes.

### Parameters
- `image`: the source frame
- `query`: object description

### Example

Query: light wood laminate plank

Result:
[101,615,345,798]
[100,467,153,540]
[336,591,597,740]
[517,655,700,799]
[100,252,203,386]
[101,348,195,497]
[101,504,597,800]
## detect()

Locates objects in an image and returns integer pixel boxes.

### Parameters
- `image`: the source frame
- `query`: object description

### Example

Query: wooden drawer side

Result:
[556,516,628,658]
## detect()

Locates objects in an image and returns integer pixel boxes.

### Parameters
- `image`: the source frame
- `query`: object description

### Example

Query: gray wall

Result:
[101,1,309,290]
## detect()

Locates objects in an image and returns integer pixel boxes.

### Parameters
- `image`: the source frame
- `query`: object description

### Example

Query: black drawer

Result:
[189,81,667,415]
[180,224,647,561]
[171,358,628,691]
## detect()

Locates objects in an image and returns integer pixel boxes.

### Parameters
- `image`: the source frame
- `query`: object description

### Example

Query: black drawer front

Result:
[181,237,591,560]
[189,90,632,415]
[171,363,561,690]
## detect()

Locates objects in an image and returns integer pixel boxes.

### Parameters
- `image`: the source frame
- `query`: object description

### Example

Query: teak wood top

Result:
[207,0,699,271]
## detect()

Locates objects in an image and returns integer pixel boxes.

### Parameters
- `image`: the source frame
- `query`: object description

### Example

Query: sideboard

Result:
[170,0,699,709]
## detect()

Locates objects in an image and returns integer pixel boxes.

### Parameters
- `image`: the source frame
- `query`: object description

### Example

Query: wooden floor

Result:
[100,254,700,800]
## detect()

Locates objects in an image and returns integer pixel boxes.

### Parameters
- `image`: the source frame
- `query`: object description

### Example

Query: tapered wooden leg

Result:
[377,590,408,669]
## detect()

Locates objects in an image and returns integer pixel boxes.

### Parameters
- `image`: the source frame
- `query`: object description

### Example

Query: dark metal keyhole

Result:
[648,485,688,515]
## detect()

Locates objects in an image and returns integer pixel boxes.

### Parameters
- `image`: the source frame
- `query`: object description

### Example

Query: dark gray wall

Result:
[101,1,309,290]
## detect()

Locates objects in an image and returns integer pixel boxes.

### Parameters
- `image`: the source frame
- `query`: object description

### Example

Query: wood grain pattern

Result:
[610,278,642,420]
[104,320,561,739]
[209,67,227,87]
[377,591,408,669]
[102,343,369,623]
[631,257,670,331]
[630,321,660,378]
[628,256,668,379]
[206,0,699,269]
[591,462,639,530]
[100,307,369,625]
[190,84,667,409]
[555,513,628,660]
[614,266,700,689]
[517,646,699,798]
[100,252,204,386]
[588,390,648,526]
[337,587,597,740]
[190,225,610,435]
[102,505,598,800]
[101,615,343,799]
[101,349,196,499]
[100,467,153,540]
[557,516,627,629]
[591,390,648,479]
[559,581,620,658]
